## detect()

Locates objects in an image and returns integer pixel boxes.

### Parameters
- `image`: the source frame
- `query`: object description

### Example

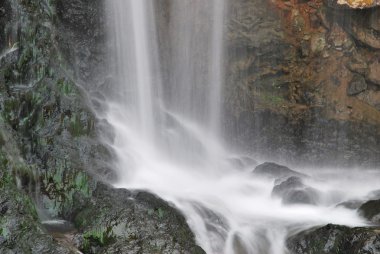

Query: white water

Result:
[105,1,378,253]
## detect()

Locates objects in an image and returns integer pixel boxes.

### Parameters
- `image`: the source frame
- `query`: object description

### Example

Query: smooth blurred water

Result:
[105,1,377,253]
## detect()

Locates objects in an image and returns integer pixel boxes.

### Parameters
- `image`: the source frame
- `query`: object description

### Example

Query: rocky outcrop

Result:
[359,200,380,224]
[0,0,205,253]
[225,0,380,167]
[73,183,205,254]
[287,224,380,254]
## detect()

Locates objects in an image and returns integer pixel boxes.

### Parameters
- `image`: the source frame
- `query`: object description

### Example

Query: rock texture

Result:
[359,199,380,224]
[287,224,380,254]
[73,183,205,254]
[225,0,380,168]
[0,0,204,253]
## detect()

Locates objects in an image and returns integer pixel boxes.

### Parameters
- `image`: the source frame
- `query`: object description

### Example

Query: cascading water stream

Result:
[105,1,378,253]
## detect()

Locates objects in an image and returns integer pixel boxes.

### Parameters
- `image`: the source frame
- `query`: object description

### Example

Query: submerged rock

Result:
[253,162,306,179]
[287,224,380,254]
[272,176,320,205]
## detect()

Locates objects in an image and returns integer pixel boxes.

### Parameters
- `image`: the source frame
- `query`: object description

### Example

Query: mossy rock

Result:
[73,183,205,254]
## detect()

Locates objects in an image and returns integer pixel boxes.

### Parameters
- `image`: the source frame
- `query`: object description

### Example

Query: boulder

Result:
[253,162,306,179]
[272,176,320,205]
[358,199,380,224]
[287,224,380,254]
[73,183,205,254]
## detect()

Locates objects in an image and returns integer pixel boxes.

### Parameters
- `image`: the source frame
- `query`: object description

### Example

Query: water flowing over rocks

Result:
[272,176,320,205]
[1,0,380,253]
[72,183,205,254]
[0,0,204,252]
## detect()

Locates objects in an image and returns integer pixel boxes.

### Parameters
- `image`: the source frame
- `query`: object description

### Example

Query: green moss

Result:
[82,226,115,252]
[68,112,92,137]
[57,78,75,96]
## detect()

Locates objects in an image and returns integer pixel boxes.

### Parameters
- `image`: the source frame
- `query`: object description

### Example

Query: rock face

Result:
[287,224,380,254]
[225,0,380,168]
[0,0,205,253]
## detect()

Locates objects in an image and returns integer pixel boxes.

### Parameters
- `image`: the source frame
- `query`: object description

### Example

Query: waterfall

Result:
[105,1,377,253]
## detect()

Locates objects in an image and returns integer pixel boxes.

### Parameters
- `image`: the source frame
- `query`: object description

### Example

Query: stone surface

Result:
[253,162,306,179]
[0,0,205,253]
[359,199,380,224]
[73,183,205,254]
[272,176,320,205]
[287,224,380,254]
[347,74,367,96]
[225,0,380,168]
[368,61,380,85]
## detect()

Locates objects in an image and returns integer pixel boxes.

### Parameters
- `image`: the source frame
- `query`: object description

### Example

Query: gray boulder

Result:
[272,177,320,205]
[358,199,380,224]
[287,224,380,254]
[253,162,306,180]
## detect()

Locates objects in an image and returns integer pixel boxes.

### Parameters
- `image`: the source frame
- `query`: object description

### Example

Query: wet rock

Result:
[287,224,380,254]
[228,156,258,170]
[272,176,320,205]
[310,33,326,54]
[347,74,367,96]
[0,172,73,254]
[73,183,206,254]
[368,190,380,199]
[253,162,306,179]
[367,60,380,86]
[359,199,380,224]
[328,23,353,51]
[348,18,380,49]
[347,53,369,75]
[336,199,364,209]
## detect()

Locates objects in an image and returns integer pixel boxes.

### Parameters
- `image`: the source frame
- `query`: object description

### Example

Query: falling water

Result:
[105,1,378,253]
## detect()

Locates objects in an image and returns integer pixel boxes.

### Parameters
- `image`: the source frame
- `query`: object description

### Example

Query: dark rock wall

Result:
[224,0,380,168]
[0,0,204,253]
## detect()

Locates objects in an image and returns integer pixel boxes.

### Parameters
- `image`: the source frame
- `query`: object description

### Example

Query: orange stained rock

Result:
[338,0,375,8]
